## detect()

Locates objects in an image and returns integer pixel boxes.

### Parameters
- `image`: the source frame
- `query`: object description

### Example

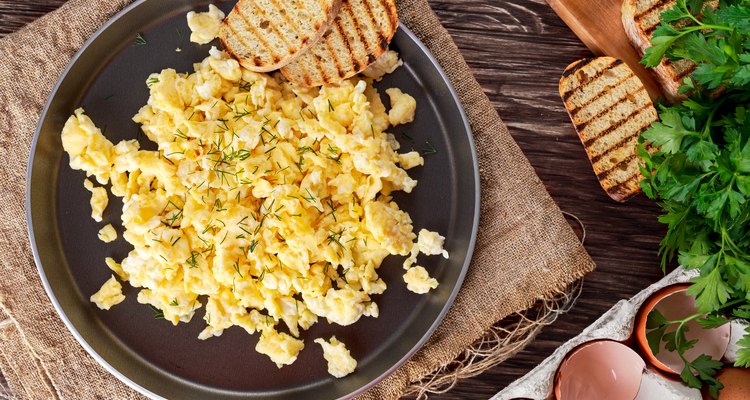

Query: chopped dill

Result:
[421,141,437,156]
[149,305,164,319]
[134,32,147,46]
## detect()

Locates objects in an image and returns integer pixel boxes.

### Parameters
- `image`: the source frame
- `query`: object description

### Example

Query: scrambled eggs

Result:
[361,50,403,81]
[187,4,225,45]
[81,178,108,222]
[403,266,438,294]
[61,47,449,376]
[98,224,117,243]
[90,275,125,310]
[315,336,357,378]
[385,88,417,126]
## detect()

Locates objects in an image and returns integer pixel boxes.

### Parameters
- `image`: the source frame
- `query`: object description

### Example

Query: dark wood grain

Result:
[0,1,672,398]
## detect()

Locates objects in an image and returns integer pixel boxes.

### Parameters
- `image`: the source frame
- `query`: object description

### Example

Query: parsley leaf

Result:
[736,325,750,367]
[641,109,699,153]
[638,0,750,395]
[688,264,733,313]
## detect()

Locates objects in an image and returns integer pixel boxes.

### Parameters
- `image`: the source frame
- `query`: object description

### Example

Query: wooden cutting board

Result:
[546,0,663,101]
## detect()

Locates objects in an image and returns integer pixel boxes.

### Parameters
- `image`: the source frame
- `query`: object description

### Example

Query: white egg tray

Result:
[493,268,747,400]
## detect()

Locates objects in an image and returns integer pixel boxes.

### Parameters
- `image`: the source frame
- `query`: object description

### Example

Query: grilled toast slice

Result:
[621,0,696,103]
[280,0,398,87]
[219,0,342,72]
[559,57,658,202]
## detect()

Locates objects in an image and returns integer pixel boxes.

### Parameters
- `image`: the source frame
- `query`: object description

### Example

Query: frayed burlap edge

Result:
[404,278,583,399]
[402,212,587,398]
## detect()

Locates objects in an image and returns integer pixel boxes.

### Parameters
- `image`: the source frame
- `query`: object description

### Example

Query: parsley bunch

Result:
[637,0,750,395]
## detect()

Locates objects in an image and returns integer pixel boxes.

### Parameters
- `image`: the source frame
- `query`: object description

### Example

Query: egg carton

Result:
[493,268,748,400]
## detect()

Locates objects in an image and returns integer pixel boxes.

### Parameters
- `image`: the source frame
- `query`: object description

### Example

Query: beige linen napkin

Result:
[0,0,595,398]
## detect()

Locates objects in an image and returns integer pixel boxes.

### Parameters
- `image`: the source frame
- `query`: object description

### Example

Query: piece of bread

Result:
[559,57,658,202]
[219,0,342,72]
[621,0,696,103]
[280,0,398,87]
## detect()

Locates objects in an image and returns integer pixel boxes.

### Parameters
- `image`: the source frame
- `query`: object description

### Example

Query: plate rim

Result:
[25,1,481,398]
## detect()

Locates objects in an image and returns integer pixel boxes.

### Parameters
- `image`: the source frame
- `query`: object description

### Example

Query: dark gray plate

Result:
[26,1,479,398]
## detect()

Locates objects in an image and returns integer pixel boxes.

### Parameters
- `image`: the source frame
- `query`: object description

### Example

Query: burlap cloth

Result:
[0,0,595,398]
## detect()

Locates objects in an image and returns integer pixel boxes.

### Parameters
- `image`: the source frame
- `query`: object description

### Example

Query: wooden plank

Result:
[0,0,67,36]
[545,0,664,101]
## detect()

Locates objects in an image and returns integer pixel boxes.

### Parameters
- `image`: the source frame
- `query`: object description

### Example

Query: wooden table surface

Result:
[0,1,672,398]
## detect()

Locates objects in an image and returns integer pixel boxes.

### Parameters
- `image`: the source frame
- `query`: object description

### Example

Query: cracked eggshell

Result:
[635,284,731,374]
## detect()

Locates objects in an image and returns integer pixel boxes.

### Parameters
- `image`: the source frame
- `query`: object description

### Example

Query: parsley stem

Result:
[722,227,747,258]
[674,2,703,27]
[667,25,733,52]
[661,299,744,333]
[693,24,733,33]
[701,99,726,140]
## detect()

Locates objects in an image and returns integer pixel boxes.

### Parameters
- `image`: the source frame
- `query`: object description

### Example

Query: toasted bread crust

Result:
[621,0,697,103]
[280,0,398,87]
[219,0,342,72]
[560,57,657,202]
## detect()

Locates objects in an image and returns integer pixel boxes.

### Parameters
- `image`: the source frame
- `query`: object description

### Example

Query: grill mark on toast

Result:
[235,7,280,64]
[606,173,641,195]
[638,3,675,35]
[589,120,652,164]
[377,34,389,53]
[581,100,650,145]
[634,0,670,18]
[387,0,399,28]
[596,154,637,180]
[281,0,397,86]
[576,88,646,131]
[334,16,355,77]
[311,49,331,84]
[381,0,398,32]
[360,0,379,40]
[225,23,253,58]
[376,0,394,32]
[317,58,332,83]
[359,0,384,65]
[590,134,639,164]
[636,3,675,37]
[562,59,623,101]
[323,31,346,78]
[562,58,594,78]
[269,0,301,33]
[346,1,371,48]
[252,2,294,52]
[569,73,636,116]
[342,3,366,71]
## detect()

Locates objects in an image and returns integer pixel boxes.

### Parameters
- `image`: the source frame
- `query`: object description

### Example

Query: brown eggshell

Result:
[554,340,645,400]
[635,284,731,374]
[717,368,750,400]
